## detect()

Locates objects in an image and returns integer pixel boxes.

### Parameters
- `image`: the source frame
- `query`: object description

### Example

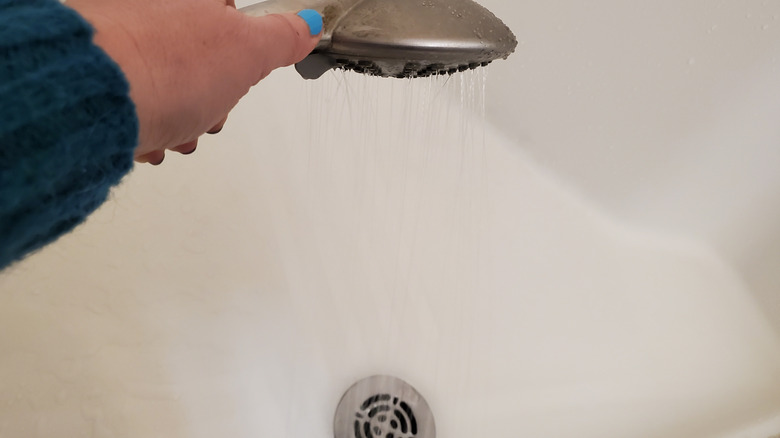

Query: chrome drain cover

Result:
[334,375,436,438]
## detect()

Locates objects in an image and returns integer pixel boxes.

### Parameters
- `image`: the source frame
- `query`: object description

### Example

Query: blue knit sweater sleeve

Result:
[0,0,138,270]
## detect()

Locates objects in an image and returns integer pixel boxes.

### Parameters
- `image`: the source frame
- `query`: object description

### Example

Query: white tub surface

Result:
[1,1,779,437]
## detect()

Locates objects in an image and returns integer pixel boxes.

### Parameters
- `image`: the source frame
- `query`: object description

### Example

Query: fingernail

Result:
[297,9,323,36]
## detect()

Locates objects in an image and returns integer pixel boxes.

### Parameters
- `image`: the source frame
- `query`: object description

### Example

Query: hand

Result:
[66,0,322,164]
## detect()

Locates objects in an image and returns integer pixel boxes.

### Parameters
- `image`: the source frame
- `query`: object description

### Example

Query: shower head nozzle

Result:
[241,0,517,79]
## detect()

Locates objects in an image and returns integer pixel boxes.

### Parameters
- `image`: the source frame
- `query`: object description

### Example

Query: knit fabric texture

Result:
[0,0,138,270]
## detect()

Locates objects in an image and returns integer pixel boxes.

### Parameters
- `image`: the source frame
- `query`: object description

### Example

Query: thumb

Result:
[243,9,323,81]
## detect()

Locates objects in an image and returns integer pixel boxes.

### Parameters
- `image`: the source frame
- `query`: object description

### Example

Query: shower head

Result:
[240,0,517,79]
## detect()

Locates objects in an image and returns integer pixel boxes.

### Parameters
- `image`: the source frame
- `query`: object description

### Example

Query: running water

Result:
[304,69,489,206]
[302,70,491,431]
[303,70,490,292]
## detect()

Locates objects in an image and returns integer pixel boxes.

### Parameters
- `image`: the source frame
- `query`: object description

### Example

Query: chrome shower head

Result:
[241,0,517,79]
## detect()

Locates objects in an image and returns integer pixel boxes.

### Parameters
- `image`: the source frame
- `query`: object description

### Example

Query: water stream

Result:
[303,70,492,430]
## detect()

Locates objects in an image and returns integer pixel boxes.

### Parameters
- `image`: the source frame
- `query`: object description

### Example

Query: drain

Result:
[334,376,435,438]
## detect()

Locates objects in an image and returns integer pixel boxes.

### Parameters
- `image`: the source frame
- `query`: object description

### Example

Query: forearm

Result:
[0,0,138,270]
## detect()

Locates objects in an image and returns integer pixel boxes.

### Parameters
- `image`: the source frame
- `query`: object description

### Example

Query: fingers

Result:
[135,138,199,165]
[135,150,165,166]
[171,139,199,155]
[207,116,228,134]
[134,114,226,165]
[243,10,322,79]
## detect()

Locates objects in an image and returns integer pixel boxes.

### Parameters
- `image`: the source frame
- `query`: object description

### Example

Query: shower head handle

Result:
[240,0,517,79]
[240,0,356,50]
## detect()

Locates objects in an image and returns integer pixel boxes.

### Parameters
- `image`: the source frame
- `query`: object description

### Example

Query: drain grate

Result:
[355,394,416,438]
[334,376,435,438]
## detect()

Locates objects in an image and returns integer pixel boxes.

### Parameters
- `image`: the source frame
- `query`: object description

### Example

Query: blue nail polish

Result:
[297,9,323,36]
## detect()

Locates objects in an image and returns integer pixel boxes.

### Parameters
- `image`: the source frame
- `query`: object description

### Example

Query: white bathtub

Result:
[1,1,779,437]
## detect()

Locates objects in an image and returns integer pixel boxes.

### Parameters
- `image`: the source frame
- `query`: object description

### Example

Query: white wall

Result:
[482,0,780,333]
[1,1,780,437]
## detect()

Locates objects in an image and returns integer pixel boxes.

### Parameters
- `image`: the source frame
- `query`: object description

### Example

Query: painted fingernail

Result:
[297,9,323,36]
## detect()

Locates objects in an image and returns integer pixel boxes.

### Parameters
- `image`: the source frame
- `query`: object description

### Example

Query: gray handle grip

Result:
[239,0,329,17]
[239,0,357,47]
[239,0,361,79]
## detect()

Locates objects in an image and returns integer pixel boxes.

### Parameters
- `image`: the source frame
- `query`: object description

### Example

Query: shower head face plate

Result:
[242,0,517,78]
[325,0,517,77]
